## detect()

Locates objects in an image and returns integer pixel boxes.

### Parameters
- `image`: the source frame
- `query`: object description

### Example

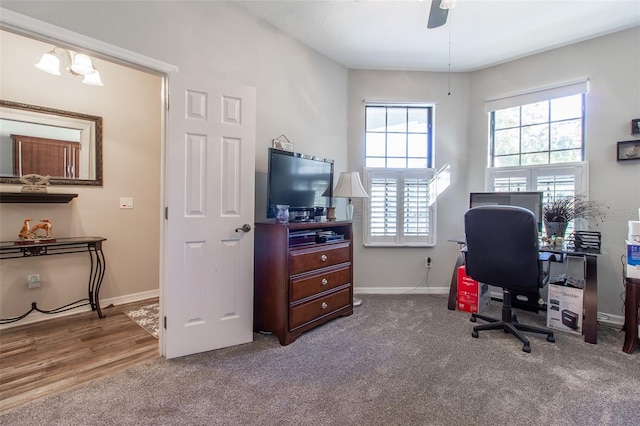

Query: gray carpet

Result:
[1,294,639,425]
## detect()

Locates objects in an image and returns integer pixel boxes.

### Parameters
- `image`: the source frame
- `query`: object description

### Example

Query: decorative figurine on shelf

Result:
[18,218,32,239]
[16,218,55,244]
[326,206,337,221]
[19,173,50,193]
[29,219,53,239]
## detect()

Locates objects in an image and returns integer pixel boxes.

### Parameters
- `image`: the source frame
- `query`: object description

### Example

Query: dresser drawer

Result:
[290,265,351,303]
[289,242,350,276]
[289,287,351,330]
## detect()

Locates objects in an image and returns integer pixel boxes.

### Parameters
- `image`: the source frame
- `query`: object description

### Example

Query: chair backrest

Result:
[464,205,542,291]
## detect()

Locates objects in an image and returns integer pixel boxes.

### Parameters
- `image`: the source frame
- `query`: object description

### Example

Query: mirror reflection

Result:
[0,100,102,186]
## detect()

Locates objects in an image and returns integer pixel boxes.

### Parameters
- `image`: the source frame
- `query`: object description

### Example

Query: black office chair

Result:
[464,205,555,353]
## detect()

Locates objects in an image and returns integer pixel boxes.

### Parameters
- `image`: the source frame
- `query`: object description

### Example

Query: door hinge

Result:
[164,206,168,220]
[164,316,167,329]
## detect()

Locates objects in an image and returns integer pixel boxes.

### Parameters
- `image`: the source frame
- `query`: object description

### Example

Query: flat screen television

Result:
[469,191,544,232]
[266,148,334,219]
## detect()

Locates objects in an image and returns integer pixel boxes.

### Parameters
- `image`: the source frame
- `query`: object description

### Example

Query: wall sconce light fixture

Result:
[35,47,104,86]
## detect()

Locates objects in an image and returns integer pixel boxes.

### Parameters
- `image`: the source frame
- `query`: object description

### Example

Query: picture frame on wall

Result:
[631,119,640,135]
[617,140,640,161]
[272,135,294,151]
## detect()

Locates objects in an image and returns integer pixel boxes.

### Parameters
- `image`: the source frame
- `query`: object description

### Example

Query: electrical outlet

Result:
[425,257,432,269]
[28,273,41,288]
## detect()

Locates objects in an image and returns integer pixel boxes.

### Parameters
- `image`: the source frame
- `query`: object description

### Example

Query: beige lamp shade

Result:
[333,172,369,199]
[333,172,368,221]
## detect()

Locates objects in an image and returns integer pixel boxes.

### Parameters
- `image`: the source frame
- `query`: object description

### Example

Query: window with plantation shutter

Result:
[493,175,528,192]
[369,173,398,237]
[485,82,590,230]
[403,175,431,237]
[362,103,435,247]
[364,169,435,246]
[486,163,587,230]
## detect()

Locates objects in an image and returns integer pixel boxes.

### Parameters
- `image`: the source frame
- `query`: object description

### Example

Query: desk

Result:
[447,240,599,344]
[0,237,107,324]
[622,277,640,354]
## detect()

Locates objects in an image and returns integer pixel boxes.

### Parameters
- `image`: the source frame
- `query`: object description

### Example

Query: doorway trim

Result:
[0,7,178,352]
[0,8,177,76]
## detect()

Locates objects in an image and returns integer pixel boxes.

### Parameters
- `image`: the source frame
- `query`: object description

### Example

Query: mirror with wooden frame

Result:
[0,100,102,186]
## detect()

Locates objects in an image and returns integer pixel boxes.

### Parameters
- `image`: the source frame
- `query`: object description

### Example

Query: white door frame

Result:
[0,7,177,350]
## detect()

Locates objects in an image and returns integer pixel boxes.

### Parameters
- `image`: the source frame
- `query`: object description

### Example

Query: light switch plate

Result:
[120,197,134,209]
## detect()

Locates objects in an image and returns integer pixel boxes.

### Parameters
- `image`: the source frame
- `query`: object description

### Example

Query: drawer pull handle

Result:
[321,302,328,309]
[321,278,328,286]
[320,254,328,262]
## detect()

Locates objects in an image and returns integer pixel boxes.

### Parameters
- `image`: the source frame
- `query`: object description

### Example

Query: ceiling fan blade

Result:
[427,0,449,29]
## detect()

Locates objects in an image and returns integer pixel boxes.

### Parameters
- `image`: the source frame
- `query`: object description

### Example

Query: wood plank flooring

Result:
[0,298,159,412]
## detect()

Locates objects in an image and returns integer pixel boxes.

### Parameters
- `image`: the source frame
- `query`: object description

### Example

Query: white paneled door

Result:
[163,73,256,359]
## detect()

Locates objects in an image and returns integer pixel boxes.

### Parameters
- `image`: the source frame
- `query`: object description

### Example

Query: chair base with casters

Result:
[470,288,555,353]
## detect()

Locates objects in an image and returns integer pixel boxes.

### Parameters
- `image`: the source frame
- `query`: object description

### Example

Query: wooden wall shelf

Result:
[0,192,78,203]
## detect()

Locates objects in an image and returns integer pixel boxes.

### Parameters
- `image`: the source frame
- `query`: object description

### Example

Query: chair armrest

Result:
[539,252,562,262]
[539,255,554,287]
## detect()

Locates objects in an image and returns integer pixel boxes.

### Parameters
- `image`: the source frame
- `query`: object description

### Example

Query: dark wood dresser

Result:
[254,220,353,345]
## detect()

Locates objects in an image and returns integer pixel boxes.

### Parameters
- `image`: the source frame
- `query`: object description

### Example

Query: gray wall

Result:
[3,1,638,320]
[348,27,639,317]
[468,28,640,317]
[347,70,472,296]
[0,1,348,321]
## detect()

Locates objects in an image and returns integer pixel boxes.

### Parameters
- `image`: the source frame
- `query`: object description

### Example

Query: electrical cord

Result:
[400,265,434,295]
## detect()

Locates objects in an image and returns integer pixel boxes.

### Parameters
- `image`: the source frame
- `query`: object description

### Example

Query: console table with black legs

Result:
[0,237,107,324]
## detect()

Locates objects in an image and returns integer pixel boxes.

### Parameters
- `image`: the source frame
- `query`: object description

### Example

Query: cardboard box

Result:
[457,266,490,313]
[627,241,640,279]
[547,283,584,335]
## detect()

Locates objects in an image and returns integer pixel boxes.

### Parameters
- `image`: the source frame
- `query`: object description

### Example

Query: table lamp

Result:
[332,171,369,221]
[333,171,369,307]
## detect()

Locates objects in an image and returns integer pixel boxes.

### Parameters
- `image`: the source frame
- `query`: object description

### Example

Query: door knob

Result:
[235,224,252,233]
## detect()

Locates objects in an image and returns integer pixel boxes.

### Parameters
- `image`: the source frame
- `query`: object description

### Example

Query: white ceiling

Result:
[232,0,640,72]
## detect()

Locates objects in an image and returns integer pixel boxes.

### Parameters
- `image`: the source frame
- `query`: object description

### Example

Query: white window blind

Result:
[485,80,589,112]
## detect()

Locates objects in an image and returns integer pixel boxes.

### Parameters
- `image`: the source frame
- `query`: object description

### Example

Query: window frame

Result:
[484,82,591,231]
[485,161,589,230]
[364,104,434,169]
[363,168,436,247]
[489,93,586,168]
[362,103,436,247]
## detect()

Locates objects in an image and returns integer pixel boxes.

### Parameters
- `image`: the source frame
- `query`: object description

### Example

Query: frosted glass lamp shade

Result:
[35,52,61,75]
[82,70,104,86]
[70,53,95,75]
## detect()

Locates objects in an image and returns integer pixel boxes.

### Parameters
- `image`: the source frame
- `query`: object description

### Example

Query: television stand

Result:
[254,220,353,345]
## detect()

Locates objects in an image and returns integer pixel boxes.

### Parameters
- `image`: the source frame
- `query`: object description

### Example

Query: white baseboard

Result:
[0,289,159,330]
[596,313,624,327]
[354,287,624,326]
[2,286,623,329]
[354,286,450,295]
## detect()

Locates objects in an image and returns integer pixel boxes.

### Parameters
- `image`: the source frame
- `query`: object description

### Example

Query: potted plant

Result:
[543,194,608,239]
